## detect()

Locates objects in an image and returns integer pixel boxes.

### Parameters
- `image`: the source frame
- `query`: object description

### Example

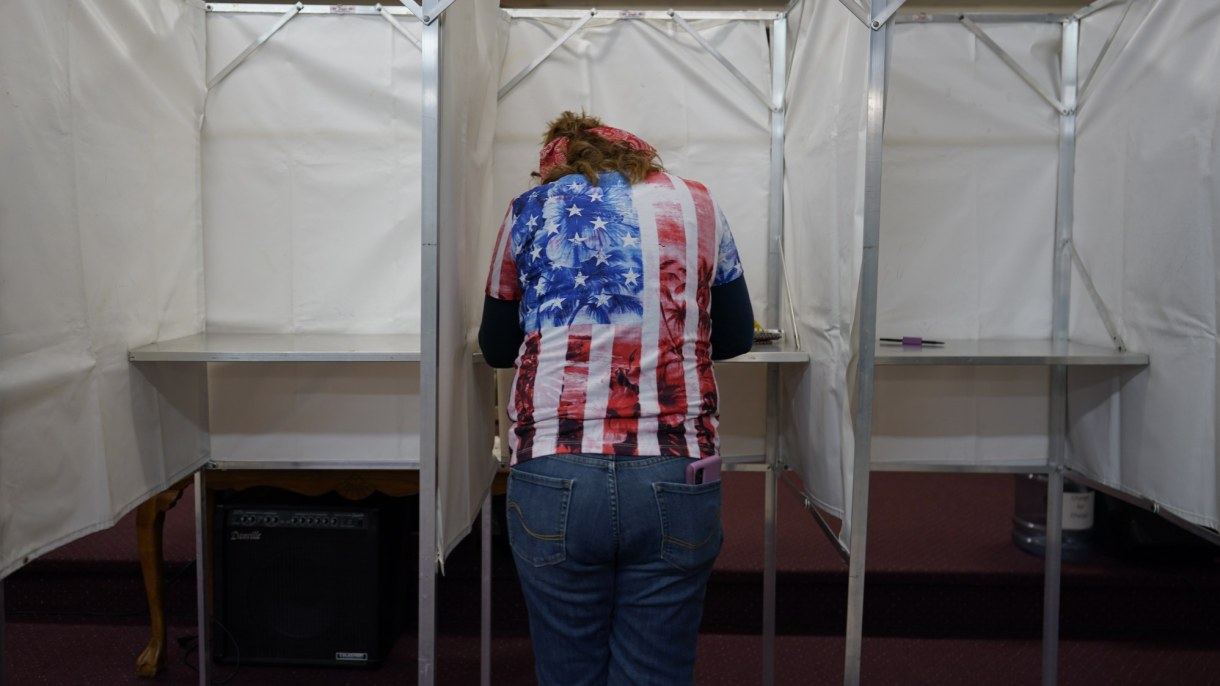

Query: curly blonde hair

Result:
[535,111,665,185]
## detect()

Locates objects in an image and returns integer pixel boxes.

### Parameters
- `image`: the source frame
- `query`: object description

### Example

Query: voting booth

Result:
[3,1,1218,684]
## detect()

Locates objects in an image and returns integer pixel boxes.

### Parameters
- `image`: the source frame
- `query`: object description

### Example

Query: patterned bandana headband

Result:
[538,125,655,179]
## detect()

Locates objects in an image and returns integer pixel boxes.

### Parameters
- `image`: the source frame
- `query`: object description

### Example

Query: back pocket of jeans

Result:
[654,481,723,571]
[506,469,572,567]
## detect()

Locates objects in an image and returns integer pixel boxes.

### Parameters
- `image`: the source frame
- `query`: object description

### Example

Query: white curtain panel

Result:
[202,12,423,335]
[1069,0,1220,529]
[0,0,206,579]
[780,0,869,527]
[436,1,508,560]
[491,13,774,459]
[203,11,424,468]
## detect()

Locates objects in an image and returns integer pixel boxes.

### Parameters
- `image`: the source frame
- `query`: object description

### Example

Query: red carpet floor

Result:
[5,471,1220,684]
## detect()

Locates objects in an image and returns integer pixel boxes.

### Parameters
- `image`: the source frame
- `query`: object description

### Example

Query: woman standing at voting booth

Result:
[479,111,754,685]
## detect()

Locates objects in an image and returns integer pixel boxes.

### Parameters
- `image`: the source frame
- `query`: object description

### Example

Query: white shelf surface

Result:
[874,339,1149,366]
[129,333,422,362]
[729,337,810,364]
[130,335,1140,367]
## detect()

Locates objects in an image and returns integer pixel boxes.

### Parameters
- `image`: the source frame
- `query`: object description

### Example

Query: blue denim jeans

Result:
[506,453,723,686]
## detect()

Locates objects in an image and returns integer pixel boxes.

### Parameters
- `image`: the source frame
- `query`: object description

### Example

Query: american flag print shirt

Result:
[485,171,745,464]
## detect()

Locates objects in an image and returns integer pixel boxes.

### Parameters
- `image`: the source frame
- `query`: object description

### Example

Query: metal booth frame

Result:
[0,3,1205,686]
[826,1,1154,685]
[126,2,445,685]
[117,3,1146,686]
[122,3,800,686]
[498,5,1151,686]
[92,4,1215,686]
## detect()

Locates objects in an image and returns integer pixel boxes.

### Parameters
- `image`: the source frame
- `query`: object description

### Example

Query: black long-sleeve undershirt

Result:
[708,276,754,360]
[477,276,755,368]
[478,295,527,369]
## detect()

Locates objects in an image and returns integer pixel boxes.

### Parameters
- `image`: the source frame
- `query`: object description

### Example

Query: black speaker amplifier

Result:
[213,493,410,668]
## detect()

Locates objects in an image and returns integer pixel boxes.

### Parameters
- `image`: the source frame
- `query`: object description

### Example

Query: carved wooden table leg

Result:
[136,478,192,678]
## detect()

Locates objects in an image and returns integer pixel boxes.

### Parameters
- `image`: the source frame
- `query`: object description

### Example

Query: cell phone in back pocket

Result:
[685,455,721,485]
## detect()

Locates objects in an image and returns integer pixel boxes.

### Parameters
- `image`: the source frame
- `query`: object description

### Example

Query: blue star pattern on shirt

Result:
[511,173,646,332]
[714,205,745,286]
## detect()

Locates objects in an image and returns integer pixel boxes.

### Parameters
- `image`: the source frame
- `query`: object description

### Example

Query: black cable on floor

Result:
[178,617,240,686]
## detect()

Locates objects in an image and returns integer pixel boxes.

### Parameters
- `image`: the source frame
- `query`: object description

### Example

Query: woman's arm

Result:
[478,295,525,368]
[709,277,754,361]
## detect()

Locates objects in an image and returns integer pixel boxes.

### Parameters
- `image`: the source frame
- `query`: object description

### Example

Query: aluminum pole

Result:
[418,1,442,683]
[1,578,7,686]
[1042,17,1079,686]
[761,13,788,686]
[194,472,208,686]
[768,13,788,331]
[844,3,891,684]
[481,494,493,686]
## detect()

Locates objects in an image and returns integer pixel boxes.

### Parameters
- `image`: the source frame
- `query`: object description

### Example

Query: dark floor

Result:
[5,471,1220,685]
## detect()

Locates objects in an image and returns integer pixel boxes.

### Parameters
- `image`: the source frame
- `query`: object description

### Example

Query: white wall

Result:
[203,11,424,468]
[871,20,1063,469]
